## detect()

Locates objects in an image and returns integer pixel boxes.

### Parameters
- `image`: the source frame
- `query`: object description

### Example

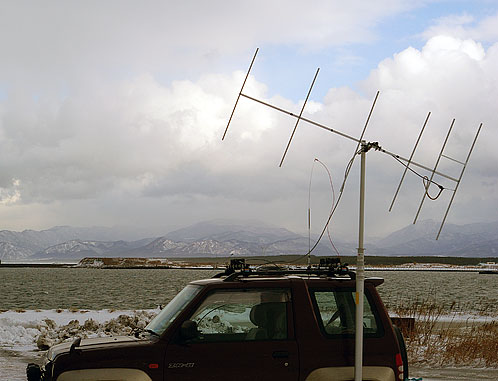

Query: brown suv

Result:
[27,260,407,381]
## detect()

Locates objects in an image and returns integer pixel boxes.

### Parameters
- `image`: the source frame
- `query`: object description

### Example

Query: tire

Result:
[393,324,408,380]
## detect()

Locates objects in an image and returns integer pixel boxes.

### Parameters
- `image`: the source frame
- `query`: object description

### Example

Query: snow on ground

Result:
[410,366,498,380]
[0,309,159,379]
[0,309,158,352]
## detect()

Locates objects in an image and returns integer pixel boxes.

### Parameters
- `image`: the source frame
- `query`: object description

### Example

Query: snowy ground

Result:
[0,309,157,380]
[410,366,498,380]
[1,309,496,380]
[0,309,158,350]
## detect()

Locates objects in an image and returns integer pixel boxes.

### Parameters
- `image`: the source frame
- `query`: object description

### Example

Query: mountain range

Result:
[0,219,497,261]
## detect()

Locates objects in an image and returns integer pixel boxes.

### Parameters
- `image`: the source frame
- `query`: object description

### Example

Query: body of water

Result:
[0,268,219,310]
[1,268,496,314]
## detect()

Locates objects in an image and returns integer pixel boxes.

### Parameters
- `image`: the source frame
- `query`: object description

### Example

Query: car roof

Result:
[190,275,384,287]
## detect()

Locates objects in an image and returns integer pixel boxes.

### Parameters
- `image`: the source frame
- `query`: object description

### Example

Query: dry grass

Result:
[390,296,498,367]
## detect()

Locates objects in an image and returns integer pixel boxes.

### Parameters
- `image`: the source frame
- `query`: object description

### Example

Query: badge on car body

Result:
[168,362,195,368]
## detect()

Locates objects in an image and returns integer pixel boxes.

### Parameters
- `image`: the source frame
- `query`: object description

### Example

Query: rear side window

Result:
[310,289,382,337]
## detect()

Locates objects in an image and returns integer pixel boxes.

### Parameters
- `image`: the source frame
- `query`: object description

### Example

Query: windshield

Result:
[146,284,202,336]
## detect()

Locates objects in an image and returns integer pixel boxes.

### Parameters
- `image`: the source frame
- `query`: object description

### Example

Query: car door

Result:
[164,287,299,381]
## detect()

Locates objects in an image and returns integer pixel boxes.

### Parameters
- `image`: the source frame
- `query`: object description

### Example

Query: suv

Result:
[27,259,408,381]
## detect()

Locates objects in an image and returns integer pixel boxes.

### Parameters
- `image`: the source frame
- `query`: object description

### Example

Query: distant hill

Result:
[125,219,344,258]
[0,226,155,260]
[370,220,498,256]
[1,219,497,260]
[32,238,154,260]
[0,242,33,260]
[164,219,301,243]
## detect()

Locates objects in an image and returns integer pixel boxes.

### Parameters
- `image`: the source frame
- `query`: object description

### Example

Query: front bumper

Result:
[27,361,52,381]
[26,363,42,381]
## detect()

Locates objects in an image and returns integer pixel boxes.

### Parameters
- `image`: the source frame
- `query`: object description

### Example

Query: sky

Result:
[0,0,497,240]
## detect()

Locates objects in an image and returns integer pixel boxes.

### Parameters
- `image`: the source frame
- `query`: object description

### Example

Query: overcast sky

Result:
[0,0,497,240]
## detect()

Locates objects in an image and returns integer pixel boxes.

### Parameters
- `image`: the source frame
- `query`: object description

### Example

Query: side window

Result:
[311,290,380,336]
[186,288,290,342]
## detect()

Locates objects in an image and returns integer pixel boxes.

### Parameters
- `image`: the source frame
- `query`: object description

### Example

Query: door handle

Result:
[272,351,289,359]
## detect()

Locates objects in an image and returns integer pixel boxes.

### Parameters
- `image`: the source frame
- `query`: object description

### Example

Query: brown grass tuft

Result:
[391,296,498,367]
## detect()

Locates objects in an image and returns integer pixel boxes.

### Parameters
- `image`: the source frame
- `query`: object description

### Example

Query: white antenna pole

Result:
[355,144,366,381]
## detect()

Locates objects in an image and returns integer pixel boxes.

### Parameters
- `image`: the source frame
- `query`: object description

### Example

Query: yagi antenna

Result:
[222,48,483,381]
[223,48,482,240]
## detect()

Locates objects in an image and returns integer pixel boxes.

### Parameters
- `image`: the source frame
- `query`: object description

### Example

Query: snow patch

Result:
[0,309,158,352]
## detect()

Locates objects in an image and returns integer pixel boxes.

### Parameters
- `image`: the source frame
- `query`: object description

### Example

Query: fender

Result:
[305,366,395,381]
[56,368,152,381]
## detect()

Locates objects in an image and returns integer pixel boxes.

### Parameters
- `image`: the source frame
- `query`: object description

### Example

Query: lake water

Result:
[1,268,497,380]
[0,268,219,310]
[1,268,497,314]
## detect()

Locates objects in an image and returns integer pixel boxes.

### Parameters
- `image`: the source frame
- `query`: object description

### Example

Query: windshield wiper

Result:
[144,328,160,337]
[135,328,160,338]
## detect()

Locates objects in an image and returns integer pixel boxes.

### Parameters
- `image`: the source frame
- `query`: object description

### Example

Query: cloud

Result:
[0,2,497,238]
[423,11,498,42]
[6,34,496,236]
[0,179,21,205]
[356,35,498,228]
[0,0,424,89]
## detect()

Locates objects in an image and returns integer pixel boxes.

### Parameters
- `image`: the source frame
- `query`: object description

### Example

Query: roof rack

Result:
[212,258,356,281]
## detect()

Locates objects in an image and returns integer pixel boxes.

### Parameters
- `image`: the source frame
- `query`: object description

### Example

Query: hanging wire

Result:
[389,153,447,200]
[285,150,359,264]
[314,159,340,256]
[289,143,451,264]
[307,158,340,263]
[422,176,444,200]
[287,92,380,262]
[309,150,360,253]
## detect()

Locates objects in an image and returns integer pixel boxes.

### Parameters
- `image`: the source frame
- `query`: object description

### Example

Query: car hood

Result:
[47,336,143,361]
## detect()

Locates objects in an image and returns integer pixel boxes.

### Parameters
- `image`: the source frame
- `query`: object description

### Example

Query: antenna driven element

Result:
[413,118,455,224]
[389,111,431,212]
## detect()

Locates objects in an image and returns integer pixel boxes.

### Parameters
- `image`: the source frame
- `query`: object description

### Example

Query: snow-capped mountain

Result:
[370,220,498,256]
[0,225,154,257]
[0,242,34,260]
[32,238,155,260]
[164,219,301,243]
[1,220,497,260]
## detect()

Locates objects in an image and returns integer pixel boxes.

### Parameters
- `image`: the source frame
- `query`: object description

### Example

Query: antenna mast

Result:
[222,48,482,381]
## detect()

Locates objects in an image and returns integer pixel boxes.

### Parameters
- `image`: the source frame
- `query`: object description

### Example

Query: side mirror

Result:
[180,320,199,341]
